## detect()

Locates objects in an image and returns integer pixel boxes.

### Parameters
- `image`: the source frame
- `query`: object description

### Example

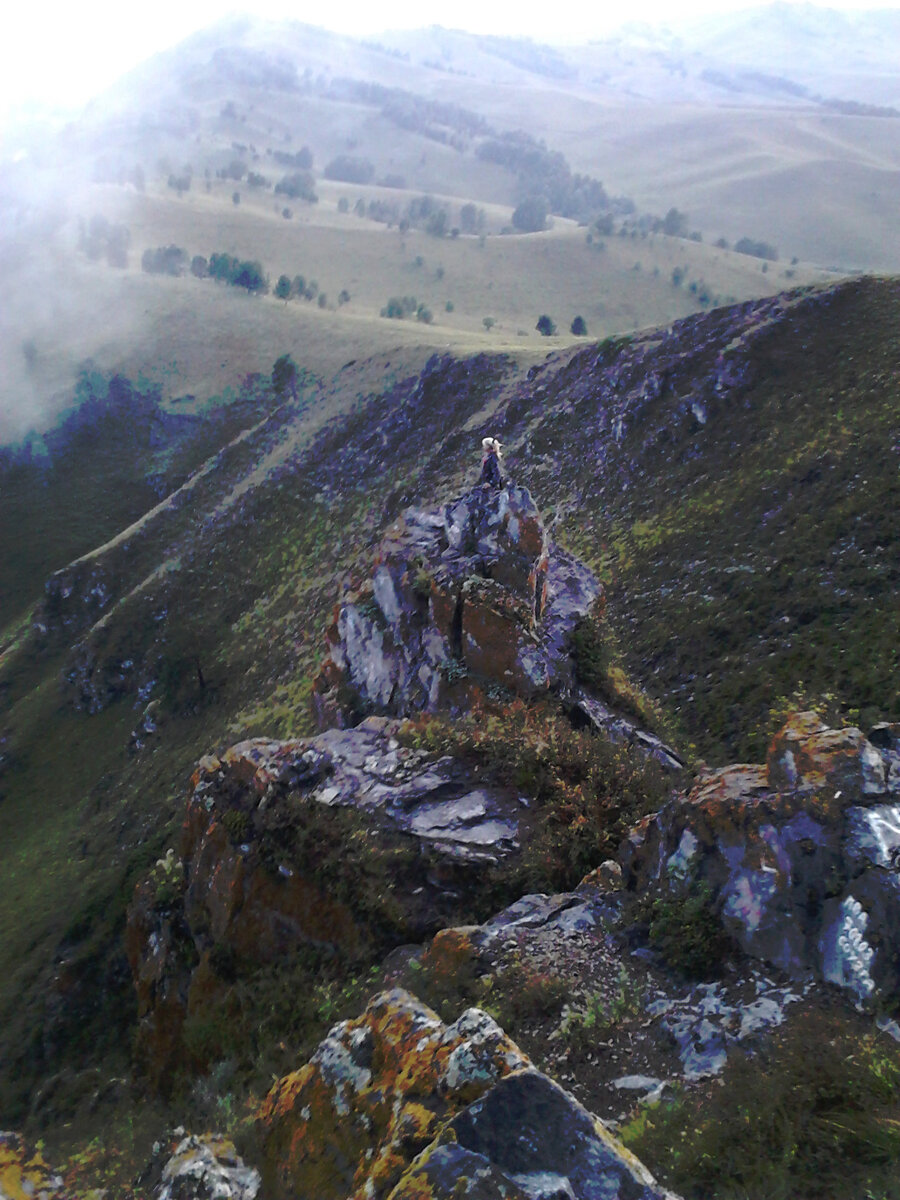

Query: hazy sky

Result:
[2,0,898,134]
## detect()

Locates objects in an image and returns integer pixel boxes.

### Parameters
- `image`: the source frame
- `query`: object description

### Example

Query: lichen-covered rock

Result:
[256,989,675,1200]
[623,713,900,1007]
[126,719,524,1089]
[767,710,886,796]
[0,1132,65,1200]
[313,486,597,725]
[155,1134,260,1200]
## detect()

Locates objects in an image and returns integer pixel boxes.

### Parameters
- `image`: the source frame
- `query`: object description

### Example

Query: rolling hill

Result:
[8,6,900,441]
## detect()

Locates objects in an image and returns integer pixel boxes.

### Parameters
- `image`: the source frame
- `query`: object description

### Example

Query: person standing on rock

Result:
[479,437,504,489]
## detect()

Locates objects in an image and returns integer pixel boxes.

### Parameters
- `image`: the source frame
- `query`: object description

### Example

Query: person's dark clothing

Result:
[480,452,503,488]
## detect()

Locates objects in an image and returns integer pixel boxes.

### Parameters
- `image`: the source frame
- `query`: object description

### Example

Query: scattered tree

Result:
[275,172,317,202]
[232,191,241,205]
[594,213,614,236]
[735,237,778,261]
[272,354,299,401]
[571,315,588,336]
[190,255,208,278]
[381,295,419,319]
[483,317,496,331]
[661,207,688,237]
[536,314,557,336]
[208,252,268,293]
[142,245,188,276]
[275,274,292,301]
[460,202,485,234]
[233,259,267,293]
[426,209,448,237]
[323,155,375,184]
[512,195,549,233]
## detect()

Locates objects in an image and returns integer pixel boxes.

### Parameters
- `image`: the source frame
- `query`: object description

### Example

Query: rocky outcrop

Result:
[126,718,526,1088]
[314,485,598,723]
[313,485,683,772]
[624,712,900,1007]
[256,988,676,1200]
[403,880,809,1103]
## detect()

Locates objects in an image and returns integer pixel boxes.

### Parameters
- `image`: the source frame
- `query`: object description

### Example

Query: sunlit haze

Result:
[2,0,898,136]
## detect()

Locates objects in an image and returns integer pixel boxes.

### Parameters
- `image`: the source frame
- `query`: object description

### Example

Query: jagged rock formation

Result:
[624,712,900,1007]
[256,988,676,1200]
[126,718,524,1088]
[314,484,682,770]
[314,485,579,717]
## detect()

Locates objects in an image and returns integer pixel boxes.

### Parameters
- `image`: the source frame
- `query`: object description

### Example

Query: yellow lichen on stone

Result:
[257,989,530,1200]
[0,1133,64,1200]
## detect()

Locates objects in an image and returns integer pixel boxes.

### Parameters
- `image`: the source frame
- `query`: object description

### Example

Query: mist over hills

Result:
[3,4,899,441]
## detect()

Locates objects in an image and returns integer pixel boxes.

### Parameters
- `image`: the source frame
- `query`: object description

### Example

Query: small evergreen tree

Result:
[272,354,298,401]
[571,315,588,336]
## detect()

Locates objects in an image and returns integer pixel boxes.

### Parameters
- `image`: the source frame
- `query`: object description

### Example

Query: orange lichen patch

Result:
[767,712,884,796]
[222,738,308,791]
[509,508,546,560]
[191,753,222,787]
[676,760,854,849]
[686,764,770,812]
[461,579,544,695]
[257,989,530,1200]
[179,792,362,961]
[0,1132,64,1200]
[419,928,482,994]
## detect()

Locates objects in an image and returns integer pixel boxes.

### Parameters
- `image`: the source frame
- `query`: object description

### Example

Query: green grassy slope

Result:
[1,274,897,1142]
[494,276,900,760]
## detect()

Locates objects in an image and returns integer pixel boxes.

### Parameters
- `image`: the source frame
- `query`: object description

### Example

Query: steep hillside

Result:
[1,277,898,1147]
